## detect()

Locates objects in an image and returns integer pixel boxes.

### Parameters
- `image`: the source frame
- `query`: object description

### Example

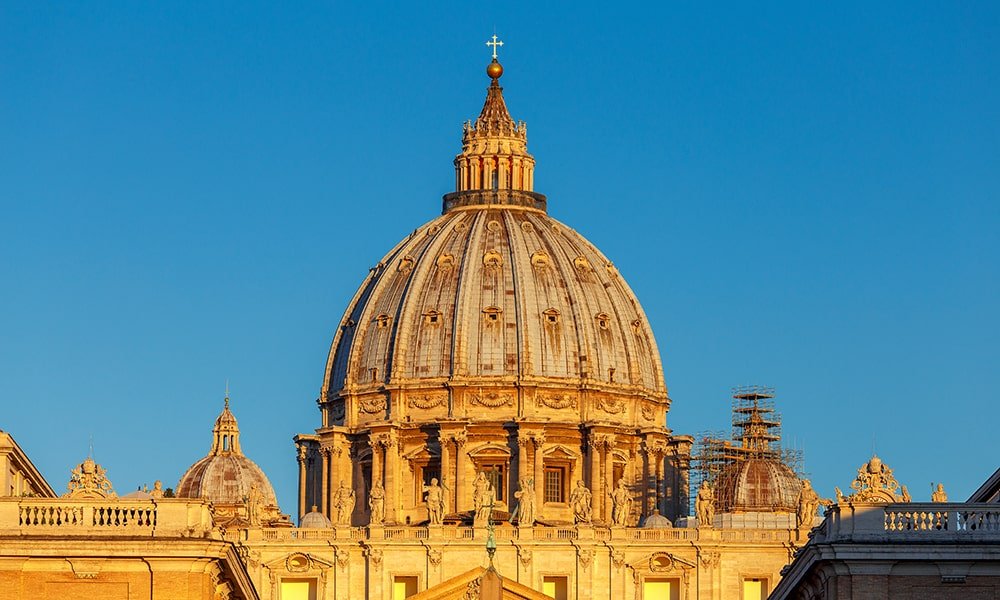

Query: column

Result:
[604,440,615,522]
[328,443,341,516]
[588,434,601,514]
[454,433,467,512]
[320,448,330,517]
[440,435,452,513]
[370,435,383,489]
[385,433,399,523]
[517,435,529,487]
[297,444,308,521]
[655,452,665,515]
[532,434,545,514]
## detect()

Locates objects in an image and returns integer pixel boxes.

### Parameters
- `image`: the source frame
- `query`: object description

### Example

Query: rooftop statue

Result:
[842,455,907,503]
[369,480,385,525]
[695,480,715,527]
[611,479,632,526]
[931,483,948,503]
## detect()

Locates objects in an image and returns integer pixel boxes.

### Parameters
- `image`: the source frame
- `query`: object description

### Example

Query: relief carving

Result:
[358,396,387,414]
[640,403,656,420]
[469,391,514,408]
[407,393,447,410]
[536,393,576,410]
[596,397,626,415]
[578,548,595,571]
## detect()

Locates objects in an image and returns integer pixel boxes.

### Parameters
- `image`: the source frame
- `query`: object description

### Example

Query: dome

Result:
[713,458,801,513]
[319,59,669,430]
[642,510,673,529]
[176,397,279,512]
[300,505,333,528]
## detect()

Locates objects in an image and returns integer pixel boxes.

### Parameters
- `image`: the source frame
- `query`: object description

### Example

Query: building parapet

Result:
[815,502,1000,543]
[0,496,217,538]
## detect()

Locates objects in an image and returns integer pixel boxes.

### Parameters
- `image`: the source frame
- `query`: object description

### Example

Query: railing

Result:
[626,528,697,541]
[1,498,213,538]
[884,503,1000,535]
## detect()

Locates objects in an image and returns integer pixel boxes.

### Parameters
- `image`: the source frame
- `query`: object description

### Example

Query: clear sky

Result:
[2,2,997,513]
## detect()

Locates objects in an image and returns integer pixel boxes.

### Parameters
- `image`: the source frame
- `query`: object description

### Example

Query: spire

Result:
[211,393,241,455]
[448,33,542,210]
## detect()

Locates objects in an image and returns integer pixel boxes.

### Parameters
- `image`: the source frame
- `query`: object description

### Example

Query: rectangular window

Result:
[481,463,506,502]
[742,579,767,600]
[393,576,419,600]
[280,579,317,600]
[544,466,565,503]
[643,579,678,600]
[542,576,568,600]
[612,463,624,489]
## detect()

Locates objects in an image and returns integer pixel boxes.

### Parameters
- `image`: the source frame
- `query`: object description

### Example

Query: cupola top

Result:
[448,34,543,211]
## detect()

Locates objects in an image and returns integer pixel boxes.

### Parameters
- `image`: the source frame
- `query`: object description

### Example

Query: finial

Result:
[486,34,504,80]
[225,379,230,409]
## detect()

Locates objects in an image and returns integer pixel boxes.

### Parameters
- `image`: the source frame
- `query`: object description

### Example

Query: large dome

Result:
[319,61,669,431]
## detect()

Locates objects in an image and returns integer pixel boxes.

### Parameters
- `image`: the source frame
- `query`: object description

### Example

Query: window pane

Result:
[545,467,563,503]
[743,579,766,600]
[484,465,505,502]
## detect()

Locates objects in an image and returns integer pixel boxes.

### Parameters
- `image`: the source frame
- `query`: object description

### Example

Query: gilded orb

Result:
[486,59,503,79]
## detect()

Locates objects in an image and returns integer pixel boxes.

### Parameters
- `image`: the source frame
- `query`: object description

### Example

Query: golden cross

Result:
[486,34,504,60]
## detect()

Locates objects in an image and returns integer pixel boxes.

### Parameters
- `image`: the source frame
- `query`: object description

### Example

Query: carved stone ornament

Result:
[285,553,311,573]
[640,403,656,420]
[578,548,595,571]
[517,547,533,567]
[236,543,261,568]
[65,457,116,499]
[611,550,626,570]
[358,395,387,414]
[397,256,415,272]
[536,393,576,410]
[463,577,482,600]
[428,548,443,567]
[597,397,626,415]
[699,551,720,568]
[365,547,384,567]
[408,393,447,410]
[846,455,904,503]
[335,547,350,570]
[469,390,513,408]
[330,402,346,422]
[649,552,674,572]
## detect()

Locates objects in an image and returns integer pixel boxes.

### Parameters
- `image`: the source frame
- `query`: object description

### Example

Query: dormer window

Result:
[423,309,442,326]
[483,306,502,324]
[543,308,560,325]
[596,313,610,330]
[374,314,391,329]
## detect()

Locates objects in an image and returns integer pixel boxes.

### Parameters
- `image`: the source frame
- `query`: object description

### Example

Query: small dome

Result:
[642,510,673,529]
[300,505,332,528]
[714,458,801,513]
[176,397,279,511]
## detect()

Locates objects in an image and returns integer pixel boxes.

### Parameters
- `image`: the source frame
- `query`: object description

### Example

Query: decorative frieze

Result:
[407,393,447,410]
[536,393,576,410]
[469,390,513,408]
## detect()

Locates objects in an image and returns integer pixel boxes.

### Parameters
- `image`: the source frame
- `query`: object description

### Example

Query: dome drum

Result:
[442,189,547,213]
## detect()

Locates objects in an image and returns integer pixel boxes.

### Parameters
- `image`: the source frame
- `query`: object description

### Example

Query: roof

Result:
[969,466,1000,503]
[408,566,552,600]
[0,431,56,497]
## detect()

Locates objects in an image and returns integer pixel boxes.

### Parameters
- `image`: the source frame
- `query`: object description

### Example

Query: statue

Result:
[931,483,948,503]
[695,480,715,527]
[246,483,265,526]
[611,479,632,526]
[513,478,535,526]
[149,480,164,499]
[472,472,495,527]
[333,480,356,526]
[570,481,592,524]
[423,478,445,525]
[796,479,821,528]
[369,480,385,525]
[834,487,845,504]
[65,457,116,499]
[901,485,911,503]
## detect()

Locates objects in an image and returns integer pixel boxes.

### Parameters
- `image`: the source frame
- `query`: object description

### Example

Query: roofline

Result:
[968,466,1000,502]
[0,431,56,497]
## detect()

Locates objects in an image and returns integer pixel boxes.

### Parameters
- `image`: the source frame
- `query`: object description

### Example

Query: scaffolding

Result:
[689,386,805,515]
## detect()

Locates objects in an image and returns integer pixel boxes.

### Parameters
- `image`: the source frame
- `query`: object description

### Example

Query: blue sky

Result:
[1,2,997,513]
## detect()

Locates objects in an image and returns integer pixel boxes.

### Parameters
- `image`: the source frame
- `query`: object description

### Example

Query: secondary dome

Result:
[713,458,801,513]
[177,396,285,526]
[319,61,669,430]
